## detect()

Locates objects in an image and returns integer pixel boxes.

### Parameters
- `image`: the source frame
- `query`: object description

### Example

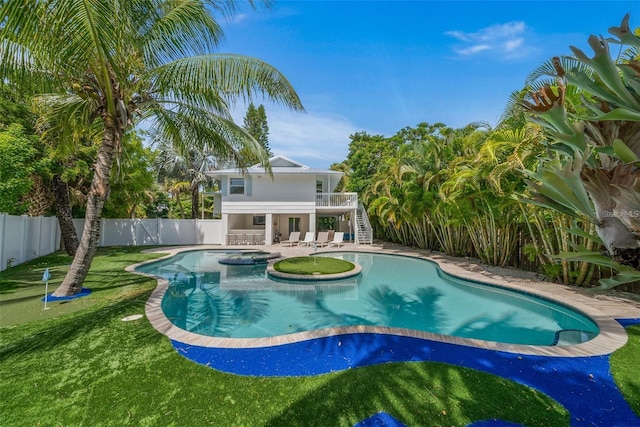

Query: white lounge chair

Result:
[280,231,300,247]
[299,232,315,247]
[328,232,344,247]
[314,231,330,247]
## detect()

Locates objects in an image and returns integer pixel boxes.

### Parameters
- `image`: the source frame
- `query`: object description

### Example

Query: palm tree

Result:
[1,0,303,296]
[522,15,640,288]
[154,139,219,219]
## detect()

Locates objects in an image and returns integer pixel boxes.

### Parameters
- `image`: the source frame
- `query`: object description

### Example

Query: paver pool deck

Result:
[130,242,640,426]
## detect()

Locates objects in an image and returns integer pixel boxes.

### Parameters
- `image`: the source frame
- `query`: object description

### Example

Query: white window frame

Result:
[229,178,245,195]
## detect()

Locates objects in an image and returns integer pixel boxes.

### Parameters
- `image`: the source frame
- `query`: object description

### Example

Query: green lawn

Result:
[273,256,355,275]
[0,247,604,426]
[611,324,640,416]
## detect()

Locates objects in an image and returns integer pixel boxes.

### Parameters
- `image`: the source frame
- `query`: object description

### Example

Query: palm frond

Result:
[148,102,266,170]
[139,0,225,66]
[151,54,305,112]
[33,93,103,146]
[524,56,590,87]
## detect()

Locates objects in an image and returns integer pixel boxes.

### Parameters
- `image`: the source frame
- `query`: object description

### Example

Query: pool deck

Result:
[133,241,640,358]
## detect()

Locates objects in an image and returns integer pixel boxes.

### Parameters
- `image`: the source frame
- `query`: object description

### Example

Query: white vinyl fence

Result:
[0,214,61,271]
[0,214,224,271]
[78,218,224,247]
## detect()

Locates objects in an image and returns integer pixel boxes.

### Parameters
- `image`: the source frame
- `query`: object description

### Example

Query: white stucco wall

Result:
[222,173,317,203]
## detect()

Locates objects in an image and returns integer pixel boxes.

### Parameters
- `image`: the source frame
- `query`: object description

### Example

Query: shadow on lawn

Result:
[0,292,50,305]
[0,286,157,361]
[261,359,567,427]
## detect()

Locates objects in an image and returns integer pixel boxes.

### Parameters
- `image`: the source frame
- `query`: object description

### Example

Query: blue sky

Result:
[218,1,640,169]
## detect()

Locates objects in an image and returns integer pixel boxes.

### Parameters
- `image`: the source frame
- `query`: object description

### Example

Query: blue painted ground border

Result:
[171,318,640,427]
[41,287,92,301]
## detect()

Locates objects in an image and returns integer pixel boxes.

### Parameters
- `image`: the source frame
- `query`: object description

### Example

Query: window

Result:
[316,180,323,193]
[288,217,300,233]
[253,215,265,226]
[229,178,244,195]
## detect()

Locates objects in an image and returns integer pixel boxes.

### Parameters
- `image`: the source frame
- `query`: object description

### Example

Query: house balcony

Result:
[315,193,358,212]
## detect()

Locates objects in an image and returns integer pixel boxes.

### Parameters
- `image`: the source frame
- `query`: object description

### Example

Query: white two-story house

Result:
[206,155,373,246]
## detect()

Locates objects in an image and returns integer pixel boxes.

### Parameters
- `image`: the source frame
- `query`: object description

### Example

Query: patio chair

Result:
[280,231,300,247]
[328,232,344,247]
[314,231,330,247]
[299,232,315,247]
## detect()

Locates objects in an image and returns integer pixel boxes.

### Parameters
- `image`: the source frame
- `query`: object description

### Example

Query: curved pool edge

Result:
[128,244,640,358]
[266,261,362,281]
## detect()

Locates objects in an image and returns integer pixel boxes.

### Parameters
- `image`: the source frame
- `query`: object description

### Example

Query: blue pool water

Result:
[136,250,599,346]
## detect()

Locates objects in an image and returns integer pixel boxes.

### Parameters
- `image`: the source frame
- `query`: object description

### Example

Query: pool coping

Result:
[129,243,640,357]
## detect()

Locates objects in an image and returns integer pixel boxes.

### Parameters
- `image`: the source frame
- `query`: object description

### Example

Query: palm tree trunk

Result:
[191,186,199,219]
[52,174,79,256]
[53,120,120,296]
[574,221,597,287]
[176,194,186,219]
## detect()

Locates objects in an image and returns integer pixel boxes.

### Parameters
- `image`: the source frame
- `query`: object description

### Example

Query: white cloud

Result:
[268,109,359,168]
[231,105,360,169]
[446,30,473,42]
[479,21,526,41]
[504,38,524,52]
[446,21,529,59]
[455,44,491,56]
[229,13,247,24]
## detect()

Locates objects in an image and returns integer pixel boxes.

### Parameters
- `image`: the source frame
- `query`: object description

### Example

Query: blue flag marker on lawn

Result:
[42,268,51,310]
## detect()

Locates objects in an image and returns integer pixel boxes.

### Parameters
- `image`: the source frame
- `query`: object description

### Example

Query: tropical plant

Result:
[0,85,55,218]
[0,83,35,131]
[344,131,401,195]
[496,78,602,284]
[0,0,303,296]
[0,124,40,214]
[522,15,640,288]
[154,139,219,219]
[519,205,599,286]
[103,134,157,218]
[435,123,526,264]
[365,123,480,256]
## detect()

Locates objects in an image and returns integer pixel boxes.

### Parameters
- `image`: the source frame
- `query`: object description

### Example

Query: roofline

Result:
[205,168,344,176]
[259,154,307,168]
[206,154,343,177]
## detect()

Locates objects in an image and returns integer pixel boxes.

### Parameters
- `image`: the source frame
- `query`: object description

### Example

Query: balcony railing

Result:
[315,193,358,209]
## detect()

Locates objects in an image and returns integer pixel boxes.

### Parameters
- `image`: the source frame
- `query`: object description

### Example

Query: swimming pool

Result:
[136,250,599,346]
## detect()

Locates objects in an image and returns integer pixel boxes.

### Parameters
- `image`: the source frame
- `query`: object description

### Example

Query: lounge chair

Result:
[314,231,330,247]
[280,231,300,247]
[299,232,315,247]
[328,232,344,247]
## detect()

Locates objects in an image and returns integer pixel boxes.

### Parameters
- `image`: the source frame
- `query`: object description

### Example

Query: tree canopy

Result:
[0,0,303,295]
[0,124,39,214]
[241,103,271,165]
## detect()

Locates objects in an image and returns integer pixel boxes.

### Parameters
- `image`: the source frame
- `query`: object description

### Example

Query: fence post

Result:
[20,215,28,266]
[36,215,43,257]
[100,218,106,247]
[156,217,162,245]
[52,217,61,252]
[0,213,6,270]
